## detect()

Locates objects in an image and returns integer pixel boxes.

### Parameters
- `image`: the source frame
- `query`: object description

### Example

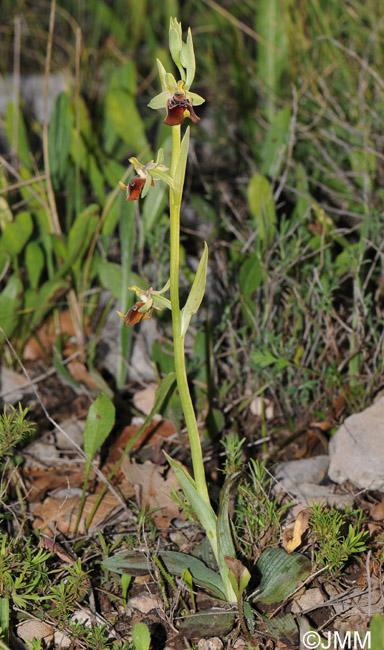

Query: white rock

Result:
[328,397,384,490]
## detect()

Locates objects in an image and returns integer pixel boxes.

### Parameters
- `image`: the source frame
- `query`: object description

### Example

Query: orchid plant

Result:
[118,19,242,604]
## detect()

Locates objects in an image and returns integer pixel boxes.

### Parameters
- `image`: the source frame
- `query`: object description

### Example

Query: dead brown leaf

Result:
[33,489,133,535]
[107,419,177,460]
[282,508,312,552]
[121,458,180,528]
[370,495,384,521]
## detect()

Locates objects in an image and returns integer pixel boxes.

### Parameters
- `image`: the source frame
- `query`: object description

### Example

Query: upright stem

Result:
[169,125,210,505]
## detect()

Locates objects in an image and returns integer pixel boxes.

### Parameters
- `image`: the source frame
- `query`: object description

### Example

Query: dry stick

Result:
[42,0,60,236]
[0,175,47,195]
[0,327,130,516]
[0,155,50,212]
[12,14,21,170]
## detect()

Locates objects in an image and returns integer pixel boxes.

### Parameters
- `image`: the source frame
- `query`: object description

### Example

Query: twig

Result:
[42,0,60,235]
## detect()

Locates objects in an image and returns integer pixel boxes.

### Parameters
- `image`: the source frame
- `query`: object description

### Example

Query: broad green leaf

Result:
[5,102,32,170]
[52,204,99,277]
[369,614,384,650]
[102,550,227,600]
[256,0,289,122]
[142,179,168,234]
[225,556,251,601]
[251,548,311,604]
[178,608,236,638]
[0,211,33,257]
[260,612,298,645]
[87,154,105,203]
[98,262,123,301]
[250,349,289,370]
[104,89,148,154]
[25,241,45,291]
[261,107,291,177]
[83,393,115,461]
[173,127,190,205]
[163,453,219,560]
[181,242,208,337]
[48,92,73,188]
[132,623,151,650]
[247,173,276,246]
[29,278,69,329]
[0,274,23,337]
[217,473,239,589]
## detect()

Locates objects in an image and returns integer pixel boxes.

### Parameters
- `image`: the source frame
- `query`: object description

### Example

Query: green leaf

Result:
[256,0,289,122]
[0,274,22,337]
[132,622,151,650]
[163,453,219,562]
[178,608,236,638]
[250,349,289,370]
[181,242,208,336]
[25,241,45,291]
[0,211,33,257]
[5,102,32,170]
[28,278,69,329]
[260,107,291,178]
[225,556,251,601]
[217,473,239,590]
[251,548,311,604]
[104,89,148,155]
[54,205,99,278]
[369,614,384,650]
[260,612,298,645]
[98,262,123,301]
[247,173,276,246]
[48,92,73,187]
[173,127,190,205]
[102,550,227,600]
[83,393,115,461]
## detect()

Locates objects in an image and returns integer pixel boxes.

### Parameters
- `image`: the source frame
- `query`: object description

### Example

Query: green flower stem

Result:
[169,125,210,506]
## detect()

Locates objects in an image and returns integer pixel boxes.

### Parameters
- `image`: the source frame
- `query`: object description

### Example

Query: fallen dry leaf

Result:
[121,458,180,528]
[107,418,177,460]
[33,489,134,535]
[283,508,311,552]
[23,310,90,361]
[17,619,54,645]
[132,385,157,415]
[370,495,384,521]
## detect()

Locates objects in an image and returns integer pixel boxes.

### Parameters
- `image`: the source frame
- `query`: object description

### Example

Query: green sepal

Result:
[181,27,196,90]
[186,91,205,106]
[141,173,153,199]
[169,18,185,82]
[156,59,167,91]
[181,242,208,337]
[148,90,170,110]
[165,72,178,90]
[152,294,171,311]
[150,168,173,187]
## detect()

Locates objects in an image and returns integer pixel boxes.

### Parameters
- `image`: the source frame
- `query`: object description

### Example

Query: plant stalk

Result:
[169,125,210,505]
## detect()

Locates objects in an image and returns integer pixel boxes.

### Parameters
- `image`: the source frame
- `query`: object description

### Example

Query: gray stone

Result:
[274,456,329,489]
[328,397,384,491]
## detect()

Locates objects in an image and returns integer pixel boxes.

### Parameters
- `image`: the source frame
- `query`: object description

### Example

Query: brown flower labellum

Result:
[164,92,200,126]
[125,176,154,201]
[123,301,153,326]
